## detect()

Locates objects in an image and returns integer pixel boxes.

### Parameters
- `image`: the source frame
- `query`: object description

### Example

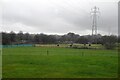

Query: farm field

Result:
[2,45,118,78]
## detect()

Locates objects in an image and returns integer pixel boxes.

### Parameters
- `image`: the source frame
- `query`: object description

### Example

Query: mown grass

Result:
[2,46,118,78]
[0,49,2,78]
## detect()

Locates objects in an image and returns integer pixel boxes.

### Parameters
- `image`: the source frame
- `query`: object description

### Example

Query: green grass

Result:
[2,46,118,78]
[0,49,2,78]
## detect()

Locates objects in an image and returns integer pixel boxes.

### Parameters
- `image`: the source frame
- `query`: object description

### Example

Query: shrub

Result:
[104,43,116,49]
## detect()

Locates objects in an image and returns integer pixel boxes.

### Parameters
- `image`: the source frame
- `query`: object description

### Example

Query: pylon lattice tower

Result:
[91,6,99,36]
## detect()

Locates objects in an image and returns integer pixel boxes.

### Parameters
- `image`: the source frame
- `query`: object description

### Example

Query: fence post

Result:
[47,50,49,55]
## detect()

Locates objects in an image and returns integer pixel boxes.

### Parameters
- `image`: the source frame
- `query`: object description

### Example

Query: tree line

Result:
[1,31,119,47]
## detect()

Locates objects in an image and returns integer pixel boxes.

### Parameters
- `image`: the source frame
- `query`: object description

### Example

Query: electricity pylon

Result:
[91,6,100,36]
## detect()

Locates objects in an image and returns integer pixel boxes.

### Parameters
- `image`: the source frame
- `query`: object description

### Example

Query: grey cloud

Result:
[2,0,118,35]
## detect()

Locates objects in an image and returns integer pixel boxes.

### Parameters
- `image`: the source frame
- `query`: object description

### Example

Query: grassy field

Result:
[0,49,2,78]
[2,45,118,78]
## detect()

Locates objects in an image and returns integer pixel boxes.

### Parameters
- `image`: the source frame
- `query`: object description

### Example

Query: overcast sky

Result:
[1,0,119,35]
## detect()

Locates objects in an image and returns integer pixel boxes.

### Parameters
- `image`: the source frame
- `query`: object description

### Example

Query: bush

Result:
[104,43,116,49]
